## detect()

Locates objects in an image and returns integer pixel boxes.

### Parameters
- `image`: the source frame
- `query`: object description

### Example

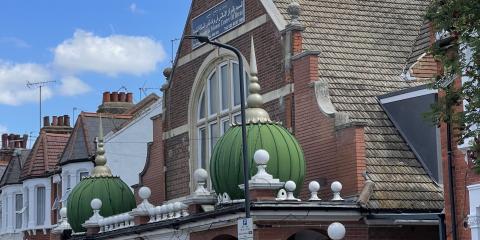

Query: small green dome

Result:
[210,123,305,199]
[67,177,136,232]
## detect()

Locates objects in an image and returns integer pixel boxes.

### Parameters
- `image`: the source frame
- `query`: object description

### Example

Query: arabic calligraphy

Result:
[191,0,245,48]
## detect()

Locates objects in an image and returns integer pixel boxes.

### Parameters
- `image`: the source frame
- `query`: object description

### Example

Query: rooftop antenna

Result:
[138,87,161,100]
[117,86,128,92]
[170,38,180,66]
[26,80,56,131]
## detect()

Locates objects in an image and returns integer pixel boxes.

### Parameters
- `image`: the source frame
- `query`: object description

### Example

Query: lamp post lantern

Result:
[185,35,251,218]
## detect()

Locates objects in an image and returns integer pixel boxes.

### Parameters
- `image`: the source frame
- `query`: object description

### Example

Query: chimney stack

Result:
[97,91,134,114]
[64,115,70,127]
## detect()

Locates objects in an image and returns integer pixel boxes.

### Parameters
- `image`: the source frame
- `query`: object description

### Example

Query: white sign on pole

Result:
[237,218,254,240]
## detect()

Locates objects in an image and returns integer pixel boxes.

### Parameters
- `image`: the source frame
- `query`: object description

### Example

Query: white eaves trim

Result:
[379,89,437,104]
[260,0,287,31]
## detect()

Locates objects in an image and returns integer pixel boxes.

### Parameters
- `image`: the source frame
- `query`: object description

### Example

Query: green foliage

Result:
[426,0,480,168]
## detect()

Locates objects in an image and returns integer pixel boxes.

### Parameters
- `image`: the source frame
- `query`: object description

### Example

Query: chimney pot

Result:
[126,93,133,103]
[64,115,70,127]
[43,116,50,127]
[58,116,64,126]
[119,92,126,102]
[8,134,14,149]
[103,92,111,103]
[52,116,58,126]
[111,92,119,102]
[22,134,28,149]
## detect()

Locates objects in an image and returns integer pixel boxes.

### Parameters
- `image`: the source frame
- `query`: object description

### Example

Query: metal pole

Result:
[39,85,42,131]
[185,35,250,218]
[447,120,457,240]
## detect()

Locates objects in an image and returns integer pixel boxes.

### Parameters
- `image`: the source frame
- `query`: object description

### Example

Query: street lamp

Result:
[185,35,251,219]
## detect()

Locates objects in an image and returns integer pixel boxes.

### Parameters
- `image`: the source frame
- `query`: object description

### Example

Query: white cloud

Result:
[0,124,7,135]
[58,76,91,96]
[53,30,165,76]
[0,61,53,105]
[129,3,146,14]
[0,37,30,48]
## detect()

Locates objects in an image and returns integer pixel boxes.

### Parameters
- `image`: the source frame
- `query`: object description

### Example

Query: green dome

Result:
[210,123,305,199]
[67,177,136,232]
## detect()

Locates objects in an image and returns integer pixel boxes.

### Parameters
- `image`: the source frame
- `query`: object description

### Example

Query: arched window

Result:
[195,59,247,170]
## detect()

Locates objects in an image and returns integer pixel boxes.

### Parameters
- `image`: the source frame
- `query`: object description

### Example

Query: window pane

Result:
[36,187,45,225]
[234,114,242,124]
[222,119,230,134]
[210,122,218,152]
[233,63,240,106]
[220,65,229,111]
[15,194,22,229]
[199,128,207,169]
[79,172,89,181]
[208,72,218,115]
[198,91,205,120]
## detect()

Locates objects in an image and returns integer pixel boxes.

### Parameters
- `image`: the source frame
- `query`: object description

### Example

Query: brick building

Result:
[55,0,456,239]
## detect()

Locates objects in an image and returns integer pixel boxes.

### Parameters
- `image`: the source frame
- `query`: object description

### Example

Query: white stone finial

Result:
[194,168,210,195]
[284,181,300,201]
[308,181,321,201]
[328,222,346,240]
[131,186,154,217]
[83,198,104,228]
[251,149,274,182]
[52,207,71,234]
[91,198,102,210]
[331,181,343,201]
[139,186,151,200]
[287,1,301,24]
[60,207,67,219]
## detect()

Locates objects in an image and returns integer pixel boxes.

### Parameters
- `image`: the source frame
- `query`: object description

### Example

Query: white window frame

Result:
[194,60,248,172]
[36,186,46,226]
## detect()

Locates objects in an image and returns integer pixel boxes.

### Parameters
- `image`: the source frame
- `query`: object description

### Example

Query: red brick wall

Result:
[140,115,166,205]
[410,54,440,80]
[335,125,367,196]
[163,0,287,200]
[292,52,366,199]
[440,78,477,240]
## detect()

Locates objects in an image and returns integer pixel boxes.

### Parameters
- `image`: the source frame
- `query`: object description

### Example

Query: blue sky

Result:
[0,0,191,142]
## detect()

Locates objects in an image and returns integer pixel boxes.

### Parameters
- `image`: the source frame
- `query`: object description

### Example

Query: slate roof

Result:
[272,0,443,210]
[0,149,30,186]
[20,133,70,180]
[59,112,131,165]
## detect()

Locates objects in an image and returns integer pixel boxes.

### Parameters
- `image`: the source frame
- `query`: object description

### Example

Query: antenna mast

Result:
[26,80,56,131]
